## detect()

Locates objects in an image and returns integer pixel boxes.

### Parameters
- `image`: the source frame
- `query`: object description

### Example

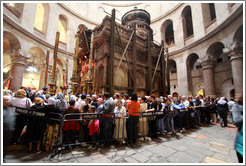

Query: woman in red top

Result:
[63,100,80,148]
[126,92,140,146]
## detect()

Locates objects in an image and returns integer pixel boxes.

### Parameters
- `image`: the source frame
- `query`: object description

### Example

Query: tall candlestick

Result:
[70,31,80,95]
[49,31,60,95]
[43,49,50,93]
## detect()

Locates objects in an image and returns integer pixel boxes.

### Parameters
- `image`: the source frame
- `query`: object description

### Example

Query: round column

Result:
[200,58,216,98]
[224,41,243,99]
[9,50,30,91]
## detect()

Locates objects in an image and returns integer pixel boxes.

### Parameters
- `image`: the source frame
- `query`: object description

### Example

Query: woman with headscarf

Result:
[37,95,46,104]
[11,89,33,108]
[42,97,63,152]
[26,97,46,152]
[10,89,33,144]
[56,92,68,111]
[68,95,80,109]
[217,97,229,127]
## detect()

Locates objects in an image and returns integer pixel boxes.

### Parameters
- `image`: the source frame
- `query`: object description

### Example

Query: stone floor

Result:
[4,122,239,164]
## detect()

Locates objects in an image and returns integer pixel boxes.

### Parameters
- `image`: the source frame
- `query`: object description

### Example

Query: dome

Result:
[121,7,151,26]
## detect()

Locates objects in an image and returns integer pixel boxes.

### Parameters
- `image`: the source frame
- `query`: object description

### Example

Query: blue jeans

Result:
[166,116,174,132]
[156,118,164,134]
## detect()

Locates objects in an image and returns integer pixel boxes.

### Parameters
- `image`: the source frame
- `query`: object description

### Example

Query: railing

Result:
[7,107,199,159]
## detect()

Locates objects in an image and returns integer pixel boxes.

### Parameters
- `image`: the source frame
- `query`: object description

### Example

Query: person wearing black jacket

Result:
[156,98,164,135]
[146,94,158,138]
[100,92,114,147]
[217,97,229,127]
[91,94,98,108]
[209,98,217,124]
[193,96,202,126]
[188,97,197,128]
[43,97,63,152]
[26,97,46,152]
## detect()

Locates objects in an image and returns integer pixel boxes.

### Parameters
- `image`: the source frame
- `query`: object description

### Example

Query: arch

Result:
[168,59,177,74]
[172,92,178,98]
[34,3,49,34]
[58,14,68,43]
[181,5,194,38]
[186,53,200,96]
[22,47,46,90]
[3,31,21,75]
[206,42,228,63]
[28,47,46,70]
[161,19,175,46]
[186,53,200,71]
[3,31,21,53]
[230,89,235,99]
[233,24,243,42]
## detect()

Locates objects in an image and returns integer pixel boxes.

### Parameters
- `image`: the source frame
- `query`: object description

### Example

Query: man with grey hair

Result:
[113,92,120,107]
[91,94,98,108]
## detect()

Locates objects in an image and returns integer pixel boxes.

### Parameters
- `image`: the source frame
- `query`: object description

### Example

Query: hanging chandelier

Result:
[26,66,38,73]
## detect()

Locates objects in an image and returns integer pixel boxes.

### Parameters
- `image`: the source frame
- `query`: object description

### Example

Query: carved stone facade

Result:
[93,14,161,95]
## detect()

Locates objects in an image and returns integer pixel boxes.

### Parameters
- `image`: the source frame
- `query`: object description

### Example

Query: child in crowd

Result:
[88,106,100,150]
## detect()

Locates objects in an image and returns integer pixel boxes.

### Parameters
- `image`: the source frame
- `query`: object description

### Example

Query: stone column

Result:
[176,56,189,97]
[9,50,30,91]
[199,56,216,98]
[223,41,243,99]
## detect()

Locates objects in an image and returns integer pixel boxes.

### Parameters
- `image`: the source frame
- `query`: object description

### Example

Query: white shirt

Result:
[78,100,86,111]
[228,101,235,112]
[183,100,190,108]
[200,99,205,107]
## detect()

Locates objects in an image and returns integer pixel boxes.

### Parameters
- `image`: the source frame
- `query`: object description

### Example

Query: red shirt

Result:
[88,120,100,136]
[127,100,140,116]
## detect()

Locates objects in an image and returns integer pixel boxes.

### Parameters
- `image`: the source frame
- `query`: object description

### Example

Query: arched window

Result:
[206,42,228,63]
[181,6,194,38]
[202,3,216,28]
[58,15,68,43]
[161,19,175,46]
[165,22,175,46]
[209,3,216,21]
[35,4,44,32]
[34,3,49,34]
[168,60,177,74]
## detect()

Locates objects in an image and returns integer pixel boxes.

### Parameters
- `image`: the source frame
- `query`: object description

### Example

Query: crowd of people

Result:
[2,87,243,163]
